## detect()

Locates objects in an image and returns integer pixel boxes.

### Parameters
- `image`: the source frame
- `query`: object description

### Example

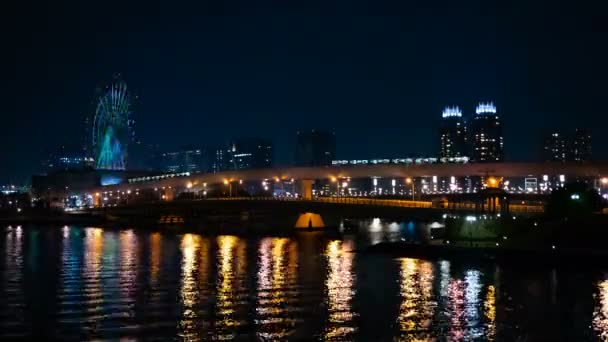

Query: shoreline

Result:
[4,214,608,261]
[363,240,608,264]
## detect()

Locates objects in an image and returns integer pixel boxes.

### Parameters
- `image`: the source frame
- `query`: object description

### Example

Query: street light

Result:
[223,179,232,197]
[330,177,338,196]
[406,177,414,201]
[342,181,349,196]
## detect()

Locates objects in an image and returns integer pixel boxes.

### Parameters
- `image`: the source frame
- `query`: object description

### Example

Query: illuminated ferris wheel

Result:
[92,78,132,170]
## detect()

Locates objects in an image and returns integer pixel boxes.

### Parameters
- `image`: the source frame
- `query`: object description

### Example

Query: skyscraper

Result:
[160,147,208,174]
[295,130,336,167]
[543,132,567,162]
[571,128,592,162]
[227,138,273,170]
[469,102,504,162]
[211,147,228,173]
[439,106,467,159]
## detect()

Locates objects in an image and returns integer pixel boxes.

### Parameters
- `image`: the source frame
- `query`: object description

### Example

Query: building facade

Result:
[469,102,504,162]
[571,128,592,162]
[227,138,273,170]
[439,106,467,159]
[543,129,592,162]
[211,147,228,173]
[543,132,568,162]
[160,147,207,174]
[295,130,336,167]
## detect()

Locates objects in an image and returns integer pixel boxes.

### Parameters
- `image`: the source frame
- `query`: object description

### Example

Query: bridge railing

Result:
[202,196,544,213]
[205,196,433,208]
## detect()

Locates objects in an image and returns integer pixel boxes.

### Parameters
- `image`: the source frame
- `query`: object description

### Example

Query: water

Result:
[0,222,605,340]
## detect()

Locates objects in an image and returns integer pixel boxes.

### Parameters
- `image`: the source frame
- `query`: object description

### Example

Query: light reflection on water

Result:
[0,225,603,340]
[256,237,299,340]
[324,239,356,339]
[397,258,435,339]
[594,278,608,340]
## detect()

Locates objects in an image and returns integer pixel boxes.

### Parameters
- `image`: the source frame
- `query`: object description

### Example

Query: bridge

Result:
[79,161,608,201]
[88,196,543,231]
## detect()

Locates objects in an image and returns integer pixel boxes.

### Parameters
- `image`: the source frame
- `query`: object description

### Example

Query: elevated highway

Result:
[94,162,608,195]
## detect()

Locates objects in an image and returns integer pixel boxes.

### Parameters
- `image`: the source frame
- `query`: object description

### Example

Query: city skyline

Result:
[3,0,608,183]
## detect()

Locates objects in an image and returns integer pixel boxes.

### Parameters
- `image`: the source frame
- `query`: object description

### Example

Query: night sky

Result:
[2,0,607,183]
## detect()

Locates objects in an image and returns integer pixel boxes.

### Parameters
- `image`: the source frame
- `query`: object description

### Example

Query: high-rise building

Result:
[211,147,228,173]
[543,132,567,162]
[571,128,592,162]
[543,129,592,162]
[227,138,273,170]
[160,147,207,174]
[295,130,336,167]
[469,102,504,162]
[439,106,467,159]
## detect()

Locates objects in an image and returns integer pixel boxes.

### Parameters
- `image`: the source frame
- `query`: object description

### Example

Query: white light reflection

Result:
[119,229,137,298]
[256,238,299,340]
[464,270,483,339]
[593,280,608,339]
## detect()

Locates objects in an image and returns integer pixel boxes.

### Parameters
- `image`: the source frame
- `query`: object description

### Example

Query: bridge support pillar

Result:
[300,179,314,200]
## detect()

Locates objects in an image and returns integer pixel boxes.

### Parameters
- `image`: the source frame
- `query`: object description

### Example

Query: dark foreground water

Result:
[0,222,607,341]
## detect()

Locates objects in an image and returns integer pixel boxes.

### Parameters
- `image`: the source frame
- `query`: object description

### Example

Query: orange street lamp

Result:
[223,179,232,197]
[487,177,498,188]
[405,177,414,200]
[602,177,608,185]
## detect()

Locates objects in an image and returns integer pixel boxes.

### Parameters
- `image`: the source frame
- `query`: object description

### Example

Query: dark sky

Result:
[2,0,607,183]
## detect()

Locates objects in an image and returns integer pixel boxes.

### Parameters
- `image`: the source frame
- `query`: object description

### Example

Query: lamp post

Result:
[331,177,338,196]
[223,179,231,197]
[406,177,414,201]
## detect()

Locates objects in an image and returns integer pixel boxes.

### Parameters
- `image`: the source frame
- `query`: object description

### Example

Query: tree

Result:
[546,182,605,218]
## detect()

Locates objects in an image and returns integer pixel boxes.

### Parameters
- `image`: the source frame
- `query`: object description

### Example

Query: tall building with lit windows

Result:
[571,128,592,162]
[469,102,504,162]
[160,147,207,173]
[543,129,592,162]
[227,138,273,170]
[439,106,467,159]
[543,132,567,162]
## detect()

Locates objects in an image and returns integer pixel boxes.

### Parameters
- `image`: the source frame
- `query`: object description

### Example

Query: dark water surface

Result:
[0,222,606,341]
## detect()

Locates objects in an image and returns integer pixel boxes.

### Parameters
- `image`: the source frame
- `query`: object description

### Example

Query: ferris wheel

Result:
[92,79,132,170]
